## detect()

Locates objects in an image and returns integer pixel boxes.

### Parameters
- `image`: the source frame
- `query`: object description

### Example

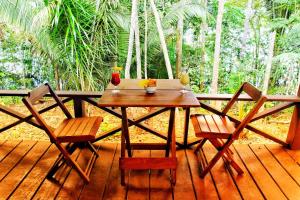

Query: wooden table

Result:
[97,79,199,185]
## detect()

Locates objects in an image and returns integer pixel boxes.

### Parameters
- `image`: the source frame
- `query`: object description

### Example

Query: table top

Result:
[98,89,199,107]
[106,79,185,90]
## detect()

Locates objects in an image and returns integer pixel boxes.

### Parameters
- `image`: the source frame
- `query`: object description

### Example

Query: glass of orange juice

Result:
[179,67,190,93]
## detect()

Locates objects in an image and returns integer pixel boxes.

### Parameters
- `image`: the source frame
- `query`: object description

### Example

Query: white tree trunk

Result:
[135,1,142,79]
[263,31,276,95]
[176,15,183,78]
[242,0,253,47]
[144,0,148,79]
[199,0,208,90]
[149,0,173,79]
[211,0,225,94]
[125,0,138,79]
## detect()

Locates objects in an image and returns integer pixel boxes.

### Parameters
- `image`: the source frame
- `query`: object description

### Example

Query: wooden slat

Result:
[202,143,241,199]
[79,143,117,199]
[127,150,151,200]
[196,115,210,132]
[173,149,196,200]
[243,82,262,101]
[101,144,128,200]
[266,144,300,185]
[9,144,60,199]
[212,115,229,133]
[56,146,98,199]
[56,119,77,137]
[234,145,287,199]
[32,149,81,199]
[28,84,49,103]
[120,158,177,170]
[73,118,90,136]
[0,140,22,162]
[149,150,173,200]
[0,141,51,199]
[204,115,220,133]
[0,140,36,180]
[229,145,264,199]
[251,102,295,122]
[186,149,219,199]
[286,148,300,165]
[250,144,300,199]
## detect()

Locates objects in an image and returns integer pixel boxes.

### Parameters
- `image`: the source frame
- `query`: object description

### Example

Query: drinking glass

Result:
[179,68,190,93]
[111,71,121,93]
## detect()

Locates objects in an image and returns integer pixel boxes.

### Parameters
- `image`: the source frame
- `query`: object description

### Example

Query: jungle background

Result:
[0,0,299,142]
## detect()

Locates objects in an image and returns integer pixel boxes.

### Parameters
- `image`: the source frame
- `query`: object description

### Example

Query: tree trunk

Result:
[134,1,142,79]
[199,0,208,91]
[149,0,173,79]
[262,31,276,95]
[242,0,253,49]
[175,15,183,78]
[144,0,148,79]
[125,0,138,79]
[211,0,225,94]
[297,69,300,95]
[54,64,61,90]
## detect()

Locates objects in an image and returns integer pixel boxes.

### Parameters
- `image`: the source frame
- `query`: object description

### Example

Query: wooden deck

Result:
[0,141,300,199]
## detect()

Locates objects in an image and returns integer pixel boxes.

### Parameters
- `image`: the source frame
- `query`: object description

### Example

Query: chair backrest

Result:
[221,82,267,139]
[22,83,73,141]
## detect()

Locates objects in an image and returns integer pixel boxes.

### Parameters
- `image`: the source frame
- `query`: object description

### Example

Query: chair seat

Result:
[191,114,235,139]
[54,116,103,143]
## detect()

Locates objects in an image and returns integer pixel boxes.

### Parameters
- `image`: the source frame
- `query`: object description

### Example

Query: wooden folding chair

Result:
[191,82,267,178]
[22,83,103,183]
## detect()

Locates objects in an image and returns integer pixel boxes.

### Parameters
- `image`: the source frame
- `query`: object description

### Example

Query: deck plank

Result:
[173,149,196,200]
[9,144,59,199]
[235,145,287,199]
[32,148,81,199]
[202,143,242,199]
[56,147,96,200]
[127,150,151,200]
[0,140,36,180]
[186,148,219,199]
[229,145,264,200]
[266,144,300,185]
[149,150,173,200]
[101,144,128,200]
[79,143,117,200]
[0,140,22,162]
[0,141,51,199]
[0,141,299,200]
[250,144,300,200]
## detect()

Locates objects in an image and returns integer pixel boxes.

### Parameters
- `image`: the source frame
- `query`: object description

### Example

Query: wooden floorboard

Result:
[1,140,300,200]
[149,150,173,200]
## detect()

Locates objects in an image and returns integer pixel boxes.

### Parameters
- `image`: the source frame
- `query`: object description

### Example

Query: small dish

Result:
[145,86,157,94]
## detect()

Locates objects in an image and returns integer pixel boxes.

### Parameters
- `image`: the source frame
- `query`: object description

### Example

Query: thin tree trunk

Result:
[135,0,142,79]
[144,0,148,79]
[175,15,183,78]
[242,0,253,49]
[125,0,138,79]
[199,0,207,91]
[297,69,300,95]
[262,31,276,95]
[54,64,61,90]
[211,0,225,94]
[149,0,173,79]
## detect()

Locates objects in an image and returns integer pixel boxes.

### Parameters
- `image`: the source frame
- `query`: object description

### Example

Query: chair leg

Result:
[200,149,225,178]
[87,142,99,157]
[194,139,207,153]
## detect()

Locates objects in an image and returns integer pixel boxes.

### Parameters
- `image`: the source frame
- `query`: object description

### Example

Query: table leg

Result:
[166,108,175,157]
[183,107,190,147]
[121,107,132,157]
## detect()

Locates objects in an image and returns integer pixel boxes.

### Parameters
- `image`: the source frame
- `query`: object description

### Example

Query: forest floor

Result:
[0,99,292,144]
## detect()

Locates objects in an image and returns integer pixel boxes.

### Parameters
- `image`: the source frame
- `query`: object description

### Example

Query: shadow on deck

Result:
[0,141,300,199]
